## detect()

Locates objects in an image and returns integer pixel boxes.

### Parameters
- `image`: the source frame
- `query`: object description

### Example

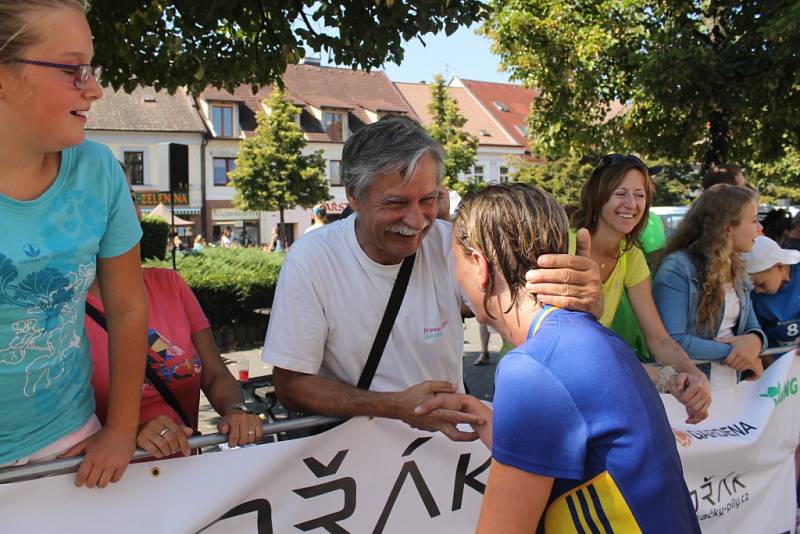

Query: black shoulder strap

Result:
[357,253,416,390]
[85,301,194,429]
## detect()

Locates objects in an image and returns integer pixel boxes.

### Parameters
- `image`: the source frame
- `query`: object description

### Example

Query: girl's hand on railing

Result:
[59,426,136,488]
[136,415,192,458]
[718,335,763,378]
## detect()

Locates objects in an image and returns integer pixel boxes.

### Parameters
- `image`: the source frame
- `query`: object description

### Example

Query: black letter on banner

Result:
[196,499,273,534]
[373,461,440,534]
[452,453,490,511]
[293,478,357,533]
[303,450,349,478]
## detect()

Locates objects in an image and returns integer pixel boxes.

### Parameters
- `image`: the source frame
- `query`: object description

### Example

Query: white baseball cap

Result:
[742,236,800,274]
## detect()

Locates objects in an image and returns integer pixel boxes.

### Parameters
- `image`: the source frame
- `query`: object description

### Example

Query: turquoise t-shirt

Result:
[0,141,141,464]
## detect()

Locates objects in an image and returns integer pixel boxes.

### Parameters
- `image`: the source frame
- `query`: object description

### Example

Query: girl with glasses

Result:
[571,155,711,422]
[0,1,147,488]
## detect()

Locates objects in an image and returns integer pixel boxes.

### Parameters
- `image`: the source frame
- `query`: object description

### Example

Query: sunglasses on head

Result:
[596,153,646,171]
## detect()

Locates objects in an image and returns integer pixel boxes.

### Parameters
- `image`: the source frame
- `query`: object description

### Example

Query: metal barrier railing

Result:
[0,415,342,485]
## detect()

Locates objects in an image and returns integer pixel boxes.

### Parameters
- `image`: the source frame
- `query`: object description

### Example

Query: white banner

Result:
[0,417,490,533]
[662,353,800,534]
[1,357,797,533]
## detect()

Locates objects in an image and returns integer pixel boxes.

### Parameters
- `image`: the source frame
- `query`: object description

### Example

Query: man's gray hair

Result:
[342,115,445,200]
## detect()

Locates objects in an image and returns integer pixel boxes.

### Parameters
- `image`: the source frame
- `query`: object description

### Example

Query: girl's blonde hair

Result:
[572,156,653,251]
[0,0,86,63]
[452,183,569,318]
[664,184,757,334]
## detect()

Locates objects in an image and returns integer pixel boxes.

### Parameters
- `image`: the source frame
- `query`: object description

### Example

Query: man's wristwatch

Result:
[224,402,251,415]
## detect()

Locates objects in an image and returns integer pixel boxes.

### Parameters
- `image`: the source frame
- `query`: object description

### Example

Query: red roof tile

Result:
[456,78,538,151]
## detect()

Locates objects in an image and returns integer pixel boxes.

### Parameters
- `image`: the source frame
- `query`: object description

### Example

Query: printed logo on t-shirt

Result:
[423,319,449,340]
[22,244,41,258]
[145,329,200,386]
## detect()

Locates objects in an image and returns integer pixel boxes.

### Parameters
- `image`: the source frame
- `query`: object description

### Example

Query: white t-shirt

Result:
[262,215,465,392]
[716,283,741,338]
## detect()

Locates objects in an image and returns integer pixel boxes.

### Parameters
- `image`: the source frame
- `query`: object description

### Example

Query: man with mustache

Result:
[261,116,602,440]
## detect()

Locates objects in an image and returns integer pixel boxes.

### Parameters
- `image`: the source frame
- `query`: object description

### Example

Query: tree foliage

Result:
[482,0,800,170]
[228,88,329,244]
[88,1,485,95]
[510,157,592,207]
[511,155,698,207]
[426,74,481,195]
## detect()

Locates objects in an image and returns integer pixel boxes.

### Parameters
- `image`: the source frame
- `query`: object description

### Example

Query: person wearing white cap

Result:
[742,236,800,349]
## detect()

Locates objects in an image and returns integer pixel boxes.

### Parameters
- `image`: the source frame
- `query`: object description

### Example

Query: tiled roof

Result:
[394,82,520,148]
[282,64,417,134]
[199,65,418,142]
[86,86,205,132]
[456,78,538,151]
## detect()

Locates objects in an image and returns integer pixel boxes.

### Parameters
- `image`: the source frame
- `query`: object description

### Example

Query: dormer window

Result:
[323,110,344,142]
[142,94,156,103]
[479,129,491,137]
[211,103,235,137]
[493,101,509,112]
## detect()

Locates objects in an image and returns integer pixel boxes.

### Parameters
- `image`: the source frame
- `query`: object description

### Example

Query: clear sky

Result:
[314,23,511,84]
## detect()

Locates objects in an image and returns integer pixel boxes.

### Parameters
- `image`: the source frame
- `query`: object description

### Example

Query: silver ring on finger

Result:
[159,428,169,437]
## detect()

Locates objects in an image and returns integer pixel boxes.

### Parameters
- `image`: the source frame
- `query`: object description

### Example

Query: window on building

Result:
[493,101,509,112]
[211,103,235,137]
[213,157,236,186]
[472,165,485,181]
[323,110,344,141]
[123,151,144,185]
[329,160,342,186]
[499,166,509,183]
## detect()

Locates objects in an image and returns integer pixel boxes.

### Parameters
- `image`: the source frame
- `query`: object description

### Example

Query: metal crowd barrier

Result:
[0,415,342,485]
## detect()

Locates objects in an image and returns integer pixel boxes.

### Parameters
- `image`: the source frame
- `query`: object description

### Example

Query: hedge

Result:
[144,247,284,334]
[140,216,169,260]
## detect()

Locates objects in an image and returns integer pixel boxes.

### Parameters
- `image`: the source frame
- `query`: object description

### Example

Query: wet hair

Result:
[342,114,445,200]
[571,156,653,251]
[664,184,757,333]
[702,164,743,190]
[452,183,569,319]
[0,0,86,64]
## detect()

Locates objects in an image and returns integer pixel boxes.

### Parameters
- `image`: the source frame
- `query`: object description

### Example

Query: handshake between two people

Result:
[394,381,493,449]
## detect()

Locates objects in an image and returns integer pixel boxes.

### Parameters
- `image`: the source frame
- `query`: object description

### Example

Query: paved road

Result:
[199,318,502,434]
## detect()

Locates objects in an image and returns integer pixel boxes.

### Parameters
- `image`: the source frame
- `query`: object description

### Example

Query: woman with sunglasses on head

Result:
[653,184,767,377]
[572,154,711,422]
[0,1,146,488]
[418,183,700,533]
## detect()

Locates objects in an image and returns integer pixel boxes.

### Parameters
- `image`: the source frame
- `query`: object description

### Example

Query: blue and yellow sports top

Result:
[492,307,700,533]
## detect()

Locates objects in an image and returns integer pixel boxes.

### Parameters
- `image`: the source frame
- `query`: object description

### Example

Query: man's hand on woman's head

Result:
[525,228,604,318]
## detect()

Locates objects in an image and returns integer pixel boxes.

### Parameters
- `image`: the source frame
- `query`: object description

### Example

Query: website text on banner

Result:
[662,352,800,534]
[0,417,490,533]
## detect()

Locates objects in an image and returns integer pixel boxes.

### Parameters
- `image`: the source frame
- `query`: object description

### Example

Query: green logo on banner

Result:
[758,377,798,407]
